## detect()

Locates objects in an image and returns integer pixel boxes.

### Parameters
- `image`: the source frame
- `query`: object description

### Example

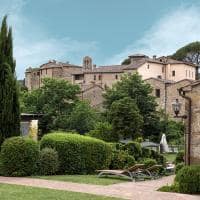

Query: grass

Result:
[163,153,177,163]
[0,183,123,200]
[33,174,130,185]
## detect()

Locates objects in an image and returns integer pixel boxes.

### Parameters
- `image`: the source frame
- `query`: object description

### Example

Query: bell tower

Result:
[83,56,92,70]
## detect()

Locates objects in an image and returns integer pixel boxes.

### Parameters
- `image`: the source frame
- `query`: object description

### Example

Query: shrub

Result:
[38,148,59,175]
[143,158,157,168]
[87,122,118,142]
[175,165,200,194]
[150,150,166,165]
[141,147,151,158]
[158,183,179,193]
[40,132,112,174]
[123,141,142,160]
[109,150,135,169]
[175,151,184,164]
[175,162,184,174]
[1,137,39,176]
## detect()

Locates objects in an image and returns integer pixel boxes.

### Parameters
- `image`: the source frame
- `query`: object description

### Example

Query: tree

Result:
[0,16,20,144]
[104,73,159,138]
[108,97,143,139]
[21,78,80,134]
[87,122,118,142]
[172,41,200,79]
[67,101,98,134]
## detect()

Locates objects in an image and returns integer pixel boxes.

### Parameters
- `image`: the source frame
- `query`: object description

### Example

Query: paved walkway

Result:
[0,175,199,200]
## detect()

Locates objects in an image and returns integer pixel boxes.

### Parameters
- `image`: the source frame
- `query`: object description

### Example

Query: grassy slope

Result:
[34,175,129,185]
[163,153,177,163]
[0,183,123,200]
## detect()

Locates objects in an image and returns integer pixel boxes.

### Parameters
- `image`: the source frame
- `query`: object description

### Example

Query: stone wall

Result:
[183,82,200,165]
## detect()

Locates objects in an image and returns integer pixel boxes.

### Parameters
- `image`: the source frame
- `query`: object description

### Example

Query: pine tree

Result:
[0,16,20,144]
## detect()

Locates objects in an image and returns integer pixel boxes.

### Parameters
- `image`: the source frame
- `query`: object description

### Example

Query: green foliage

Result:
[160,118,184,145]
[38,148,59,175]
[121,58,131,65]
[109,97,143,138]
[123,141,142,160]
[0,16,20,144]
[175,163,184,174]
[0,137,39,176]
[103,73,159,138]
[175,165,200,194]
[158,183,179,193]
[175,151,184,164]
[66,101,98,134]
[109,150,135,169]
[87,122,118,142]
[141,147,151,158]
[150,150,166,165]
[40,132,112,174]
[143,158,157,168]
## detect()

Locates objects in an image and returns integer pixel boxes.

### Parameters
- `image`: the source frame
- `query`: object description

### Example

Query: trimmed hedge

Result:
[38,148,59,175]
[175,151,184,164]
[175,162,184,174]
[1,137,39,176]
[143,158,157,168]
[175,165,200,194]
[40,132,112,174]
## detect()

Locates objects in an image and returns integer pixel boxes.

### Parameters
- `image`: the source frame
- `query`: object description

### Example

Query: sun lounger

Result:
[96,164,145,181]
[141,164,163,179]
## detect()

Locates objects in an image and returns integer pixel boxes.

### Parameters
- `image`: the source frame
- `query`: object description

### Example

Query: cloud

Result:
[107,5,200,64]
[0,0,98,79]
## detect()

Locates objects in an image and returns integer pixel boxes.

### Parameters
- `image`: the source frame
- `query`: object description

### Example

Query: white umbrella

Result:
[160,134,169,153]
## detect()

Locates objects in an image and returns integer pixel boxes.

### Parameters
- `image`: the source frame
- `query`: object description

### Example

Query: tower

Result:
[83,56,92,70]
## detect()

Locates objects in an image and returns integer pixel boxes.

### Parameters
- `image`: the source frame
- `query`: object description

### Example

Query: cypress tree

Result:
[0,16,20,144]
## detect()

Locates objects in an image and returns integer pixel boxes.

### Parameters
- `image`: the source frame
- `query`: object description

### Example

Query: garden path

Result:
[0,175,199,200]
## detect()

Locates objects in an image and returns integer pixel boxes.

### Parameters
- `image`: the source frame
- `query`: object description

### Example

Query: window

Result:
[172,70,175,76]
[115,74,118,79]
[99,75,102,80]
[186,70,187,77]
[147,64,150,69]
[46,69,47,75]
[155,89,160,98]
[189,70,190,77]
[192,72,194,78]
[37,72,40,76]
[94,75,96,80]
[157,75,162,79]
[162,67,164,73]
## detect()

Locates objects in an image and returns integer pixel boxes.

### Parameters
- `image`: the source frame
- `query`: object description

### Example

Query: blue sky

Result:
[1,0,200,79]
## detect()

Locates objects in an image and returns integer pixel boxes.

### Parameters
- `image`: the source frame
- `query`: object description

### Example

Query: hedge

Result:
[40,132,112,174]
[175,165,200,194]
[1,137,39,176]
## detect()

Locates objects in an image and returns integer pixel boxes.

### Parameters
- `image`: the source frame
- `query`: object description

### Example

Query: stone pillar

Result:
[183,83,200,165]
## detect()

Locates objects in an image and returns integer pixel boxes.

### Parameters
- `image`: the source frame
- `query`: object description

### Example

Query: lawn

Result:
[0,183,123,200]
[163,153,177,163]
[34,174,129,185]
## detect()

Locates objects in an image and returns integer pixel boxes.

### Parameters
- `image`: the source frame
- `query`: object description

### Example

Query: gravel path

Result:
[0,175,199,200]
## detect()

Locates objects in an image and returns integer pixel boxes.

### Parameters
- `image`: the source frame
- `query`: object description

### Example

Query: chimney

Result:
[153,55,157,60]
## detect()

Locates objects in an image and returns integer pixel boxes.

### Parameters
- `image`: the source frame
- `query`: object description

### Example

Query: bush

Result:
[38,148,59,175]
[87,122,118,142]
[141,147,151,158]
[109,150,135,169]
[40,132,112,174]
[150,150,166,165]
[123,141,142,160]
[175,163,184,174]
[175,151,184,164]
[158,183,179,193]
[143,158,157,168]
[1,137,39,176]
[175,165,200,194]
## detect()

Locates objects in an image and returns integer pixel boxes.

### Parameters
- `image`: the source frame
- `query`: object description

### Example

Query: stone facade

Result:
[181,81,200,165]
[25,54,196,115]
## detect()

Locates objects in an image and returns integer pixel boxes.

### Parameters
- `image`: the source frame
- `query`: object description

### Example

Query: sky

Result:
[1,0,200,79]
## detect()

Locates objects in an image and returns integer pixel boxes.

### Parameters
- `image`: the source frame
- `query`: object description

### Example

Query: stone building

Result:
[25,54,196,116]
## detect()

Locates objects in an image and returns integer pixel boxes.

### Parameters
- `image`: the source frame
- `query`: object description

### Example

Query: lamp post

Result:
[172,98,191,165]
[172,99,187,119]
